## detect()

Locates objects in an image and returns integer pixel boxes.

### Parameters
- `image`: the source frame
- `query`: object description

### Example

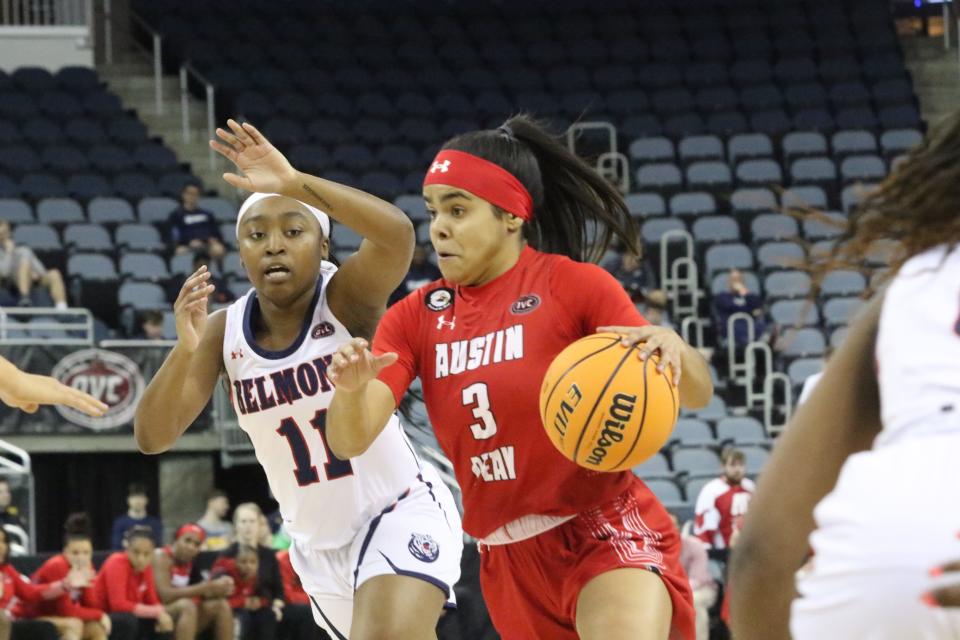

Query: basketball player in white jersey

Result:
[134,120,462,640]
[728,111,960,639]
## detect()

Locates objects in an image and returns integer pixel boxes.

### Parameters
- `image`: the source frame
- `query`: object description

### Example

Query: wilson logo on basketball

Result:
[585,392,637,467]
[510,294,540,315]
[311,322,335,339]
[51,349,145,430]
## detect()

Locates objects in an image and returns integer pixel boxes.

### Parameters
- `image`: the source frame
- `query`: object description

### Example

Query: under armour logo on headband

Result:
[430,160,451,174]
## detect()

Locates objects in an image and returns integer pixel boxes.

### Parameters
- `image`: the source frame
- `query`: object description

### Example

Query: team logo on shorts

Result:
[425,287,454,312]
[311,322,335,339]
[510,294,540,315]
[408,533,440,563]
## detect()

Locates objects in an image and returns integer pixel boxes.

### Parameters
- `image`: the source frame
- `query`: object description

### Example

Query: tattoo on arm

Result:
[302,184,334,213]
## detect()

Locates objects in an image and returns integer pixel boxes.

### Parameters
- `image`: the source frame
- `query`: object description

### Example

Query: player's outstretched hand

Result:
[326,338,398,392]
[0,357,108,417]
[597,324,684,386]
[210,119,297,194]
[174,266,214,353]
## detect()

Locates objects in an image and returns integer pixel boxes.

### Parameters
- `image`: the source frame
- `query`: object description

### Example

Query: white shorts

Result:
[791,434,960,639]
[288,464,463,639]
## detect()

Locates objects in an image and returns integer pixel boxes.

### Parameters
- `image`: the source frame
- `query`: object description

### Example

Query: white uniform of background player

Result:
[791,244,960,639]
[222,194,462,639]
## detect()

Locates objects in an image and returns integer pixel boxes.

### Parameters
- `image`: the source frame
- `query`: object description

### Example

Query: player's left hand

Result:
[0,369,108,417]
[597,325,685,386]
[927,560,960,607]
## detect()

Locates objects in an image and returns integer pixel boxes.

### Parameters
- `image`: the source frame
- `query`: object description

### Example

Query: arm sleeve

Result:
[142,567,161,606]
[12,570,58,604]
[372,297,419,407]
[265,553,284,601]
[102,559,139,614]
[550,259,648,336]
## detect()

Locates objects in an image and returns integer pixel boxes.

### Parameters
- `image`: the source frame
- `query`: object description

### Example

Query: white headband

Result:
[235,192,330,239]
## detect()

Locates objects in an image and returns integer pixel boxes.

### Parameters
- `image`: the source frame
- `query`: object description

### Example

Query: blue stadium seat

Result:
[137,197,178,225]
[115,224,165,253]
[13,224,60,251]
[63,224,113,253]
[36,198,85,225]
[119,253,170,282]
[0,199,34,224]
[88,197,136,225]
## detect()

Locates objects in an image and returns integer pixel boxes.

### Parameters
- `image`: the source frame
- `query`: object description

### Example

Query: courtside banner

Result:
[0,344,213,434]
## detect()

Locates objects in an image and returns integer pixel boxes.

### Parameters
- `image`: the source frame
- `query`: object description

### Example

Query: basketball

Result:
[539,332,679,472]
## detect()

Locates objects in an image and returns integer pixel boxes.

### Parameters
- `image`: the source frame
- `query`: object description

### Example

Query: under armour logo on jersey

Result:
[231,349,245,360]
[430,160,451,174]
[436,315,456,330]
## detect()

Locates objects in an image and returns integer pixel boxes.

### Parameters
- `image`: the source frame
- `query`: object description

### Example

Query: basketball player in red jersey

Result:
[326,115,714,640]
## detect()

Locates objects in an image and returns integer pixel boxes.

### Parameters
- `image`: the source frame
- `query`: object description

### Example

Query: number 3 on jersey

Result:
[463,382,498,439]
[276,409,354,486]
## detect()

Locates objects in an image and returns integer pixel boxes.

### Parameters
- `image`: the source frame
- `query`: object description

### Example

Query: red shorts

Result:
[478,477,694,640]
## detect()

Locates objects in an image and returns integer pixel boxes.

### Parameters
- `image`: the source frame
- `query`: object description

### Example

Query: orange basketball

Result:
[539,332,679,472]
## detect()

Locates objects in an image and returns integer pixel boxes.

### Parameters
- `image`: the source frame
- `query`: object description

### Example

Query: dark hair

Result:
[181,181,201,193]
[127,482,148,497]
[721,447,746,465]
[207,488,227,501]
[808,111,960,291]
[63,512,93,546]
[0,527,9,564]
[140,310,163,325]
[440,114,639,262]
[123,525,155,546]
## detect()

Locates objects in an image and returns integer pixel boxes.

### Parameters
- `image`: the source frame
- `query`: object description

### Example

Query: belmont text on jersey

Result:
[434,324,524,379]
[231,355,334,415]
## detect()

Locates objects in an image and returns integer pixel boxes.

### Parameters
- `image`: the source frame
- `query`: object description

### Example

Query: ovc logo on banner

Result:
[51,349,145,430]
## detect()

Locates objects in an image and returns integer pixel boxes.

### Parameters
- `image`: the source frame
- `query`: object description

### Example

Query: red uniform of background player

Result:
[328,114,715,640]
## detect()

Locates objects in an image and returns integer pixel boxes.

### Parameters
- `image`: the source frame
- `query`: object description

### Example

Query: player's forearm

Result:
[134,345,195,453]
[327,385,382,459]
[281,171,414,254]
[677,344,713,408]
[155,581,208,604]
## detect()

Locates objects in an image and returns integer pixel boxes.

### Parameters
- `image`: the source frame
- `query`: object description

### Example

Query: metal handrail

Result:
[99,339,176,348]
[0,439,34,554]
[596,151,629,193]
[129,10,163,115]
[0,308,94,345]
[764,372,793,434]
[659,228,694,297]
[566,121,617,159]
[744,339,774,409]
[727,311,756,382]
[180,62,216,169]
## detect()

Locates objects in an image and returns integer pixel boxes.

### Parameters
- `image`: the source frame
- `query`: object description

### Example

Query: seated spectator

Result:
[197,489,233,552]
[694,447,755,552]
[388,244,441,305]
[713,268,767,347]
[0,219,67,309]
[166,252,233,306]
[153,524,233,640]
[166,183,225,260]
[85,527,176,639]
[671,514,717,640]
[25,513,127,640]
[218,504,284,636]
[211,546,278,640]
[110,484,163,551]
[0,526,76,640]
[138,311,166,341]
[609,245,666,307]
[276,549,326,640]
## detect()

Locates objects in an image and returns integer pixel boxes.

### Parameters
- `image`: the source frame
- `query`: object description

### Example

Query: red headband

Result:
[175,523,206,543]
[423,150,534,222]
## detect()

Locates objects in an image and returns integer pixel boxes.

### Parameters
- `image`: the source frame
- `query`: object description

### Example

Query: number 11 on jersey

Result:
[276,409,354,486]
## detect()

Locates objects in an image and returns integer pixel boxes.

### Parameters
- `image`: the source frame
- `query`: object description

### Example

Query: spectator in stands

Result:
[276,549,326,640]
[25,513,129,640]
[0,219,68,309]
[166,183,226,260]
[609,246,665,306]
[109,484,163,550]
[197,489,233,552]
[86,526,176,639]
[211,546,278,640]
[670,515,717,640]
[166,251,233,306]
[138,311,166,341]
[218,504,284,634]
[0,526,79,640]
[153,524,233,640]
[388,244,441,305]
[713,268,767,348]
[694,447,756,553]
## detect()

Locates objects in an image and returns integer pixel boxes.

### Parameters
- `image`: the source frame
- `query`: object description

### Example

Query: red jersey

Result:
[374,246,647,538]
[0,563,63,618]
[211,557,265,610]
[276,551,308,606]
[693,477,756,549]
[162,547,193,588]
[85,552,163,619]
[20,554,103,622]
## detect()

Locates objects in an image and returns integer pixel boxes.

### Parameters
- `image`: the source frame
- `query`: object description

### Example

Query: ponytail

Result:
[441,114,638,262]
[63,512,93,546]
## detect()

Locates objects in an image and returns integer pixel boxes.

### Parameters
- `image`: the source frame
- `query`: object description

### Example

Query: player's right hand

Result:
[327,338,398,392]
[207,576,234,598]
[174,266,214,353]
[0,369,108,417]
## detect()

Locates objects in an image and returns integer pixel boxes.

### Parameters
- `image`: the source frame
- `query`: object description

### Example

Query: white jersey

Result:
[875,244,960,448]
[223,261,423,550]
